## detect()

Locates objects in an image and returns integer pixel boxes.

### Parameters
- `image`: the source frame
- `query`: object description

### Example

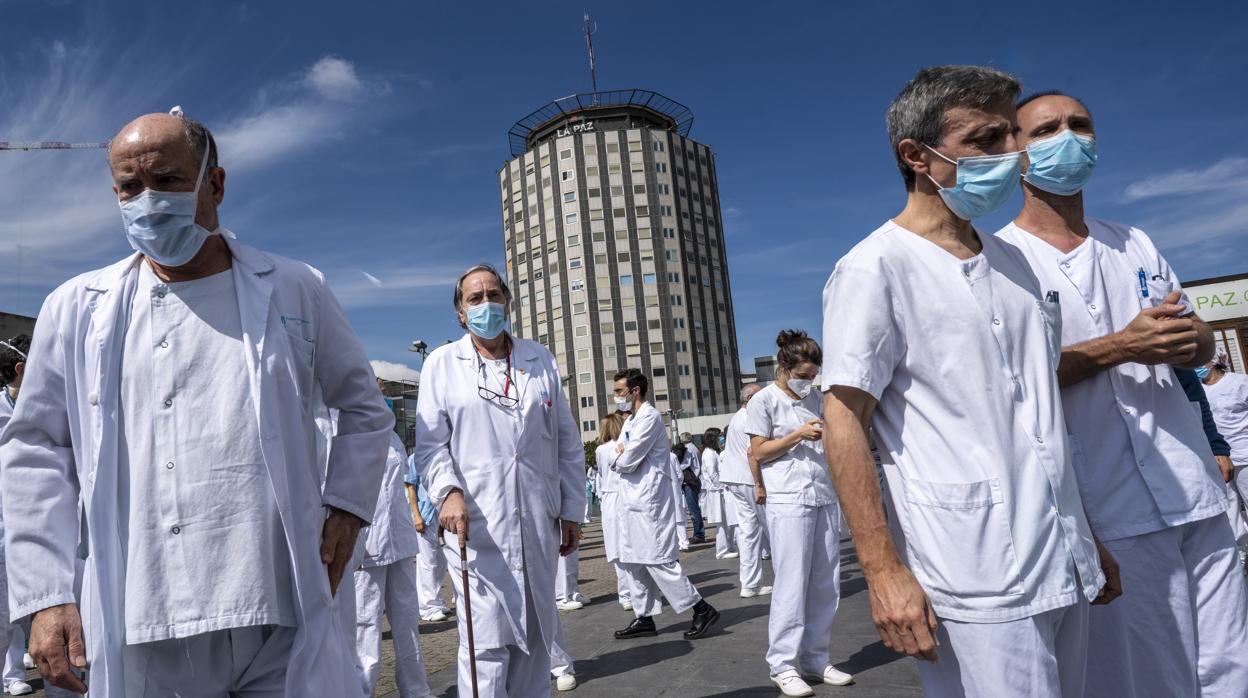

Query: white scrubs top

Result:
[822,221,1103,623]
[743,383,835,507]
[1206,372,1248,466]
[999,220,1226,540]
[719,408,754,486]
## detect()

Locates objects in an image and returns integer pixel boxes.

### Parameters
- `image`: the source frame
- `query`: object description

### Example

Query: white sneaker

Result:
[22,653,34,670]
[570,592,591,604]
[722,551,740,559]
[621,600,633,611]
[679,545,690,552]
[804,665,854,686]
[424,610,448,622]
[770,670,814,697]
[7,681,34,696]
[555,673,578,691]
[762,551,771,560]
[759,585,773,595]
[740,585,774,598]
[556,599,584,611]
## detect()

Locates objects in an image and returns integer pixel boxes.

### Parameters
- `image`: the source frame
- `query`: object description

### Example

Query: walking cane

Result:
[441,525,480,698]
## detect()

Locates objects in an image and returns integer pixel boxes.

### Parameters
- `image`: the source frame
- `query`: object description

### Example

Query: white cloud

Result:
[371,359,420,384]
[328,263,464,309]
[1123,156,1248,202]
[305,56,363,101]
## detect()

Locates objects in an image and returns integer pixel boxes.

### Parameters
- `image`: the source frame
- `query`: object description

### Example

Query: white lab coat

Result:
[699,449,735,526]
[413,333,584,653]
[361,432,421,568]
[608,403,680,565]
[0,239,394,697]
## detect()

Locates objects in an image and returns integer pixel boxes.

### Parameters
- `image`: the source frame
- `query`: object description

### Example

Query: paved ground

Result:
[13,515,921,697]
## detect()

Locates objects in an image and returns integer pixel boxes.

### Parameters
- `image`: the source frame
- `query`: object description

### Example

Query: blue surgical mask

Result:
[1024,130,1097,196]
[119,147,214,267]
[1194,366,1212,381]
[924,145,1022,220]
[466,301,506,339]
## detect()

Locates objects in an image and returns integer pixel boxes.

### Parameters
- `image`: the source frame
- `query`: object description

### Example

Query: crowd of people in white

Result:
[1,63,1248,698]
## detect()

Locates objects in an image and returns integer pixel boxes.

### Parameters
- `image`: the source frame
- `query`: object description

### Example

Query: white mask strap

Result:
[0,340,26,360]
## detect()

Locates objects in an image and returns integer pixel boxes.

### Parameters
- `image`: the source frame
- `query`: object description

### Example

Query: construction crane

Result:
[0,141,108,151]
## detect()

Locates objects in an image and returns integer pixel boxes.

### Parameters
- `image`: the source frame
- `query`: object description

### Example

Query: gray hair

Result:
[739,382,762,404]
[886,65,1021,188]
[106,110,219,171]
[453,263,512,312]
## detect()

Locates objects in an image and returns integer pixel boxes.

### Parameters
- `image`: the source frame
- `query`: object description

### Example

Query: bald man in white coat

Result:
[0,111,393,697]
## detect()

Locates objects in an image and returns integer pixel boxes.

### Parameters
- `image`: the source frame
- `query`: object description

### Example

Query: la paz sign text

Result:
[1188,277,1248,322]
[557,121,595,137]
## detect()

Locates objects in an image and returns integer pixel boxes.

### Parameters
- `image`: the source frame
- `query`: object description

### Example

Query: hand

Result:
[560,520,583,556]
[866,563,940,662]
[29,603,88,693]
[1116,292,1199,365]
[1217,455,1235,484]
[754,483,767,505]
[615,441,626,455]
[1092,539,1123,606]
[321,507,364,596]
[795,418,824,442]
[440,489,470,541]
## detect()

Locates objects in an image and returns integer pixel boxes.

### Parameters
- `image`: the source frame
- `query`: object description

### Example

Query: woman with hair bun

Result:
[744,330,852,696]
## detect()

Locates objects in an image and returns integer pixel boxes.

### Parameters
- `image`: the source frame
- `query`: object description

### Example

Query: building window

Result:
[618,252,631,263]
[648,319,662,330]
[649,342,664,353]
[656,162,667,173]
[577,348,590,360]
[569,259,582,269]
[663,227,675,238]
[560,149,572,160]
[579,372,592,384]
[571,279,585,292]
[586,166,599,177]
[681,389,692,399]
[659,184,671,195]
[563,192,576,203]
[575,325,588,337]
[624,320,638,331]
[573,302,586,313]
[667,272,679,282]
[654,141,665,152]
[606,143,619,153]
[670,295,682,306]
[653,367,666,377]
[581,396,595,408]
[643,273,656,284]
[620,275,633,285]
[565,212,578,224]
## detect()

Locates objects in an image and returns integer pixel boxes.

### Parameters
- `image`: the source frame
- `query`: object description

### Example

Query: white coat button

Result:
[1090,304,1098,310]
[165,461,175,470]
[156,290,166,299]
[160,340,169,349]
[88,392,99,405]
[164,397,173,407]
[992,318,1002,326]
[1036,436,1044,444]
[171,525,181,534]
[513,507,521,515]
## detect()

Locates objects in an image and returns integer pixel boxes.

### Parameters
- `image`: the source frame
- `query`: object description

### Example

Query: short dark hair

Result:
[0,334,31,385]
[887,65,1021,188]
[613,368,648,399]
[775,329,821,371]
[1016,90,1093,118]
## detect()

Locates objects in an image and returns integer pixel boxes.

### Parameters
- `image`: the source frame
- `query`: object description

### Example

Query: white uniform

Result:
[744,383,841,677]
[404,460,450,621]
[608,403,702,617]
[823,222,1104,697]
[414,334,585,698]
[699,448,737,557]
[1000,220,1248,697]
[721,406,771,591]
[1206,372,1248,547]
[0,239,394,697]
[355,432,430,698]
[0,393,31,694]
[668,453,690,550]
[596,441,633,608]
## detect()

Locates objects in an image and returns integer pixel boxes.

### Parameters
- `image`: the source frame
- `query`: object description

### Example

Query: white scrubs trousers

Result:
[415,526,449,620]
[1087,515,1248,697]
[121,625,296,697]
[613,564,632,608]
[916,602,1089,698]
[765,501,841,676]
[555,549,583,603]
[457,587,551,698]
[715,522,737,557]
[1,622,24,692]
[355,560,432,698]
[550,611,574,679]
[726,483,769,591]
[620,561,702,617]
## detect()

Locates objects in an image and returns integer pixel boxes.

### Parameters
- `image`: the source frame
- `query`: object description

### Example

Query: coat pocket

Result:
[900,477,1025,599]
[1036,299,1062,366]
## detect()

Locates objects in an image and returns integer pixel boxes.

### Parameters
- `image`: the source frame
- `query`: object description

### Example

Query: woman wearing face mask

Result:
[699,428,739,560]
[745,330,852,696]
[1199,351,1248,565]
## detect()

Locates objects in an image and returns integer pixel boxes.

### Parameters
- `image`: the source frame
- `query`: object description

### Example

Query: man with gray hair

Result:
[820,66,1119,697]
[719,382,772,597]
[0,110,394,696]
[413,263,585,697]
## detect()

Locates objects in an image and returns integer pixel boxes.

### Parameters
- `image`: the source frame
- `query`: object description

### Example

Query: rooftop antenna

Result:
[583,13,598,103]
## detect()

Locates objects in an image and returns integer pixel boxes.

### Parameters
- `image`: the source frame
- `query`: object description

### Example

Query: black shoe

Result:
[614,616,658,639]
[690,536,706,544]
[683,600,719,639]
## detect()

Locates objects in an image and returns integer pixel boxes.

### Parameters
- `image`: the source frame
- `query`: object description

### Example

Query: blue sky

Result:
[3,1,1246,378]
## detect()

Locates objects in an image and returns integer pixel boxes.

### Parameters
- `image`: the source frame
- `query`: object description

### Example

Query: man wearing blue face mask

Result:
[0,110,395,696]
[821,66,1117,697]
[998,91,1248,698]
[413,263,586,697]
